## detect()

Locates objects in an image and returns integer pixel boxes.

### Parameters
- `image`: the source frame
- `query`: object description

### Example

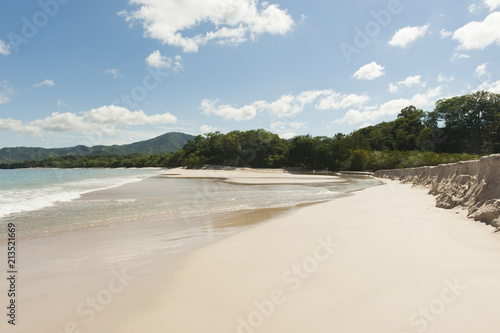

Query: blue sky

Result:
[0,0,499,148]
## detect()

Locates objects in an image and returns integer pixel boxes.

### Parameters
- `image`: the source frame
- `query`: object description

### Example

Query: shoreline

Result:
[111,179,500,333]
[4,168,499,332]
[2,169,365,332]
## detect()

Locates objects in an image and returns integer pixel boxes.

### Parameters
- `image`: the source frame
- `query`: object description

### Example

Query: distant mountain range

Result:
[0,132,195,163]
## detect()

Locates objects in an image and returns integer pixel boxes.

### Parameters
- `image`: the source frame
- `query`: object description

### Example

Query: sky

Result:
[0,0,499,149]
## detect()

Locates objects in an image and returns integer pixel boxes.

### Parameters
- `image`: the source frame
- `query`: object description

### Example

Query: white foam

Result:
[0,172,152,219]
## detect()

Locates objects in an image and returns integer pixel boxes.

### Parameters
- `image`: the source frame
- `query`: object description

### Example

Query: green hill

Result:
[0,132,195,163]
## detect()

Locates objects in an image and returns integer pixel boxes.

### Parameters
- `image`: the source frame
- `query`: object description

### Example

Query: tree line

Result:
[1,91,498,171]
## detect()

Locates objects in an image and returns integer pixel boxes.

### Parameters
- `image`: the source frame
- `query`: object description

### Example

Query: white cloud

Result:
[280,132,296,140]
[389,24,430,48]
[358,122,372,129]
[388,75,425,92]
[200,99,258,121]
[145,51,183,71]
[401,75,424,88]
[266,94,302,117]
[0,39,11,55]
[468,4,479,13]
[389,83,399,93]
[0,105,177,137]
[289,121,306,129]
[478,80,500,93]
[120,0,294,53]
[475,63,490,77]
[270,121,285,130]
[316,93,370,110]
[34,79,55,88]
[201,90,370,121]
[453,12,500,50]
[440,29,453,39]
[437,73,455,82]
[270,120,305,136]
[484,0,500,11]
[0,119,42,136]
[451,53,471,60]
[103,68,124,80]
[200,125,217,133]
[57,100,69,108]
[353,62,386,80]
[0,80,14,104]
[336,87,442,125]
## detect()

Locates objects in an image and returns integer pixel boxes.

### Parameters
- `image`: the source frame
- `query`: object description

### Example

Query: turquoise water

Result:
[0,168,158,219]
[0,169,381,239]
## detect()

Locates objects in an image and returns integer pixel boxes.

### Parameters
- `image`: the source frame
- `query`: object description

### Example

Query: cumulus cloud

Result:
[34,79,55,88]
[451,53,471,60]
[0,39,11,55]
[200,125,217,133]
[201,90,370,121]
[388,83,399,93]
[0,105,177,137]
[440,29,453,39]
[353,62,386,80]
[289,121,306,129]
[437,73,455,82]
[468,4,479,13]
[103,68,124,80]
[120,0,295,52]
[316,92,370,110]
[57,100,69,108]
[477,80,500,93]
[0,119,42,136]
[145,50,183,72]
[0,80,14,104]
[336,87,442,125]
[475,63,490,77]
[269,120,305,138]
[280,132,296,139]
[484,0,500,11]
[389,24,430,48]
[270,121,285,130]
[200,99,259,121]
[453,12,500,50]
[389,75,426,92]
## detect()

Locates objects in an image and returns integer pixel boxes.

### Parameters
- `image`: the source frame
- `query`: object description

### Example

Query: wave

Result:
[0,170,155,219]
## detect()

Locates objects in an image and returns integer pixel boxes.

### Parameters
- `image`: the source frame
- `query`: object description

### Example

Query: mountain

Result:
[0,132,195,163]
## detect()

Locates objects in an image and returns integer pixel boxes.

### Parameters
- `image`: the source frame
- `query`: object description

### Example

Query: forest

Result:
[1,91,498,171]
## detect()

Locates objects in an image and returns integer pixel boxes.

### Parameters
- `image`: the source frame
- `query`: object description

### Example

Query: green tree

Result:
[435,91,500,154]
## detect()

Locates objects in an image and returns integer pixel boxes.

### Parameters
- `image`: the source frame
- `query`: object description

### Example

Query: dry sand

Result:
[3,169,500,333]
[114,179,500,333]
[162,167,346,185]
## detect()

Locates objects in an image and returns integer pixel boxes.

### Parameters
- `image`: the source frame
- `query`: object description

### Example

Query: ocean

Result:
[0,168,380,241]
[0,168,381,332]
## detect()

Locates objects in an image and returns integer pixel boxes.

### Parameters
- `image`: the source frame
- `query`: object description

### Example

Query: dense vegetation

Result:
[1,91,498,171]
[0,132,194,163]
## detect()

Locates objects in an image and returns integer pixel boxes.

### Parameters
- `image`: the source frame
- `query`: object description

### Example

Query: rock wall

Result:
[374,154,500,228]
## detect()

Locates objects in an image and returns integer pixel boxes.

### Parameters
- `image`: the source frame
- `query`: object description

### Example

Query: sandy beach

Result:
[113,176,500,333]
[2,168,500,333]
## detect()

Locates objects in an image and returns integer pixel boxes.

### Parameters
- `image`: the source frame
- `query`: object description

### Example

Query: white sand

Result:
[4,171,500,333]
[114,180,500,333]
[163,167,345,184]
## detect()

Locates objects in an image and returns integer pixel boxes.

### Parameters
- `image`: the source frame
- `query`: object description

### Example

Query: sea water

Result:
[0,168,381,240]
